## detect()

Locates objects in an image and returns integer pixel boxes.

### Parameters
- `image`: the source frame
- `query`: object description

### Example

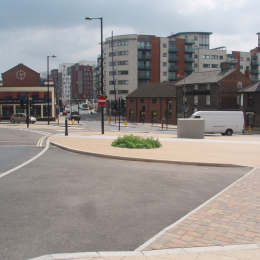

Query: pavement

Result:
[1,121,260,260]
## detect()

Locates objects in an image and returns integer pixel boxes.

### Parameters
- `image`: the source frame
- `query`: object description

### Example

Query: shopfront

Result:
[0,64,55,120]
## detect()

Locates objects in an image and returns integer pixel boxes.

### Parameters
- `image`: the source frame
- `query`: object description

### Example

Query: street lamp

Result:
[47,55,56,125]
[85,16,104,134]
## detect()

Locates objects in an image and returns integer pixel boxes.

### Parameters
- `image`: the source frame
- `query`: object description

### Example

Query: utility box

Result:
[177,118,205,139]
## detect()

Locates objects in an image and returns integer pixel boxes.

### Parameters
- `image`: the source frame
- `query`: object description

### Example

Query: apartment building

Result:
[59,63,73,104]
[68,63,94,101]
[250,33,260,82]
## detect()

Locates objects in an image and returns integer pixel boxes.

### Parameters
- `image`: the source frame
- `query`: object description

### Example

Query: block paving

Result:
[145,168,260,250]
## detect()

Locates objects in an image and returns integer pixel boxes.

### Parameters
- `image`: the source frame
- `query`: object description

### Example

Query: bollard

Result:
[108,116,111,124]
[65,118,68,136]
[72,118,75,125]
[124,120,128,126]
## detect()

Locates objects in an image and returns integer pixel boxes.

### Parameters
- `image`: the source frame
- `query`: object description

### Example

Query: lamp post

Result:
[47,55,56,125]
[85,16,104,134]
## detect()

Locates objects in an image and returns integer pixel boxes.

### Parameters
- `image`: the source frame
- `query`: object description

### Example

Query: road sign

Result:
[98,95,106,106]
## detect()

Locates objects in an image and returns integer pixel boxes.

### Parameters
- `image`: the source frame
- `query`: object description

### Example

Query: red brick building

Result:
[126,82,176,124]
[0,64,55,120]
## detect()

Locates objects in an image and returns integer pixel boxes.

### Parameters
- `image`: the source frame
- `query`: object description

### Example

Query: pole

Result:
[100,17,104,134]
[47,56,50,125]
[26,96,29,128]
[118,97,121,132]
[65,118,68,136]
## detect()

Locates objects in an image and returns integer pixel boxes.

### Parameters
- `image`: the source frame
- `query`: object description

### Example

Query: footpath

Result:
[1,122,260,260]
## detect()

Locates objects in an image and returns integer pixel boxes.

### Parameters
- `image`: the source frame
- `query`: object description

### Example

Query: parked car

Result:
[191,110,244,136]
[10,113,37,124]
[68,111,80,121]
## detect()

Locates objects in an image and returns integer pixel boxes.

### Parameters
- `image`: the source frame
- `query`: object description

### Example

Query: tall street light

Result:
[47,55,56,125]
[85,16,104,134]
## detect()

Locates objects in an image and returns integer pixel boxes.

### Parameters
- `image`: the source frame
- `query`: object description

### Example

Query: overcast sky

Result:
[1,0,260,77]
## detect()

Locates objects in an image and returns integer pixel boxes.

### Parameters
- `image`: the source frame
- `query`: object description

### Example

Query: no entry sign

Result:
[97,95,106,106]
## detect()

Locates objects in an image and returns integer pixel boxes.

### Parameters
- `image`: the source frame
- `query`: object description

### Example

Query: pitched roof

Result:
[127,82,176,98]
[239,81,260,92]
[175,69,235,86]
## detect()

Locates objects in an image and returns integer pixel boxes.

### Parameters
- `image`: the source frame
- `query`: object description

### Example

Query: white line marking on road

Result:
[135,167,258,251]
[0,139,50,180]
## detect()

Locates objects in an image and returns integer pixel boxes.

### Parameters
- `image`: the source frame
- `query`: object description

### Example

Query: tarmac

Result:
[1,121,260,260]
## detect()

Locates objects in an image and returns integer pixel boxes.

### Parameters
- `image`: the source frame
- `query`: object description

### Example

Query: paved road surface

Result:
[0,145,249,260]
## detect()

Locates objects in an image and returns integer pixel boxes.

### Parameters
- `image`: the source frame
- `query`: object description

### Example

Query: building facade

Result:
[0,64,55,120]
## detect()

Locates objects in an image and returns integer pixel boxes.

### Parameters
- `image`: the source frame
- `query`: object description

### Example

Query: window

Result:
[194,54,198,59]
[206,95,210,105]
[163,43,167,48]
[240,65,243,70]
[219,56,224,60]
[152,98,157,104]
[118,70,128,75]
[203,64,210,68]
[163,72,167,76]
[118,90,129,94]
[118,80,128,85]
[109,52,116,57]
[246,57,251,61]
[118,60,128,65]
[194,95,198,105]
[203,55,210,59]
[118,50,128,56]
[109,71,116,76]
[163,62,167,67]
[109,80,116,85]
[211,64,218,68]
[163,52,167,57]
[109,90,116,94]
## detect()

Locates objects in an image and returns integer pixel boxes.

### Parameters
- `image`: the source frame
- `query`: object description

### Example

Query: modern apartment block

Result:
[59,63,73,104]
[250,33,260,82]
[68,63,94,101]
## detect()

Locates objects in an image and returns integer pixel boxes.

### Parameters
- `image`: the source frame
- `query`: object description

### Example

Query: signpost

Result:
[98,95,106,106]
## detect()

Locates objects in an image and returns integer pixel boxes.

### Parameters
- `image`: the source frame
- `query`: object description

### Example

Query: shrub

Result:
[112,135,161,149]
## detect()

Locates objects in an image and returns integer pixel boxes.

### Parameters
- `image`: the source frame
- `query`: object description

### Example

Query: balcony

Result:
[168,74,177,81]
[168,46,178,53]
[138,72,151,80]
[185,47,194,53]
[185,40,195,45]
[185,56,194,63]
[251,59,259,66]
[185,65,193,72]
[138,53,152,60]
[251,69,259,75]
[138,44,152,50]
[168,64,178,72]
[168,54,178,62]
[138,64,152,70]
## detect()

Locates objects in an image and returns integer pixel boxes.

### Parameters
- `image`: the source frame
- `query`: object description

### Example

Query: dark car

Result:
[69,111,80,121]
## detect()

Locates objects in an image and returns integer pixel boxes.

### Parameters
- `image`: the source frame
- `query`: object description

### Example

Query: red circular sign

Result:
[98,96,106,106]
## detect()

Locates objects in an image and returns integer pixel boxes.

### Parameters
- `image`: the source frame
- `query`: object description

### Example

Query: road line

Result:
[135,167,258,251]
[0,139,50,180]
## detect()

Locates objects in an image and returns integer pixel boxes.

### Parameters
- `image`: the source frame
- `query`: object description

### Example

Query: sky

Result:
[1,0,260,77]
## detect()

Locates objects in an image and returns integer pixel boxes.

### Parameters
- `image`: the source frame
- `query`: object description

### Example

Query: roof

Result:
[169,32,212,38]
[175,69,235,86]
[127,82,176,98]
[2,63,39,75]
[239,81,260,92]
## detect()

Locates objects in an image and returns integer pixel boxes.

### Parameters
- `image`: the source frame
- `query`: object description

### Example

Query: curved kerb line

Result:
[0,139,50,180]
[135,167,258,251]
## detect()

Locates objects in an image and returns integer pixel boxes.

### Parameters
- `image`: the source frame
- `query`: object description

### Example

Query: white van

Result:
[191,111,244,136]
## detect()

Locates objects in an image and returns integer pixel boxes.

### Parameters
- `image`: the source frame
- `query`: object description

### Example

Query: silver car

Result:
[10,113,36,124]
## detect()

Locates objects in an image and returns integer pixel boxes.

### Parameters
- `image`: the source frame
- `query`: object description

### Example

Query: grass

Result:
[111,135,161,149]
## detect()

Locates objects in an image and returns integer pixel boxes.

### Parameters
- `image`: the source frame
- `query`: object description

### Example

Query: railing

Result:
[168,55,178,62]
[168,64,178,72]
[168,46,178,53]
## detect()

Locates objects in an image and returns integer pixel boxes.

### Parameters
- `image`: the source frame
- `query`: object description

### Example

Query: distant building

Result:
[59,63,73,104]
[0,63,55,120]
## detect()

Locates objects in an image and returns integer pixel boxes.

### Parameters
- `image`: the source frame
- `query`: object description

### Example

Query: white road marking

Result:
[0,139,50,180]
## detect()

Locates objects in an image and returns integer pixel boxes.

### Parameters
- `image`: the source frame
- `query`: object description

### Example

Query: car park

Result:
[10,113,37,124]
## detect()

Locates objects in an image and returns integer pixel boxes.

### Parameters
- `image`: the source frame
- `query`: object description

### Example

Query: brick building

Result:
[126,82,176,124]
[175,62,252,118]
[239,81,260,128]
[0,64,55,120]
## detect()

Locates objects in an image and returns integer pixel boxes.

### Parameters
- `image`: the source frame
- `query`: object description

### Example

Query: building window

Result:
[163,72,167,76]
[118,60,128,65]
[194,95,198,105]
[211,64,218,68]
[117,50,128,56]
[152,98,157,104]
[163,62,167,67]
[109,71,116,76]
[206,95,210,105]
[118,70,128,75]
[118,80,128,85]
[194,54,198,59]
[163,52,167,57]
[203,64,210,68]
[163,43,167,48]
[219,56,224,60]
[118,90,129,94]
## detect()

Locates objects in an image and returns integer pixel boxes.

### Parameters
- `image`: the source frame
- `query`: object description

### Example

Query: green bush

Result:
[112,135,161,149]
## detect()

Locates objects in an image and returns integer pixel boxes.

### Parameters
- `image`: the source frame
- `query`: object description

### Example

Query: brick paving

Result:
[145,168,260,250]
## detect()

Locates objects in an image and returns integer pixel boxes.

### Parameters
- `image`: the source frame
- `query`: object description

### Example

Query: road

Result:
[0,128,43,173]
[0,128,249,260]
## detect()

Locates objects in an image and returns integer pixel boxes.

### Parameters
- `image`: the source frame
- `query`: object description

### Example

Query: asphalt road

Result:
[0,145,249,260]
[0,128,43,173]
